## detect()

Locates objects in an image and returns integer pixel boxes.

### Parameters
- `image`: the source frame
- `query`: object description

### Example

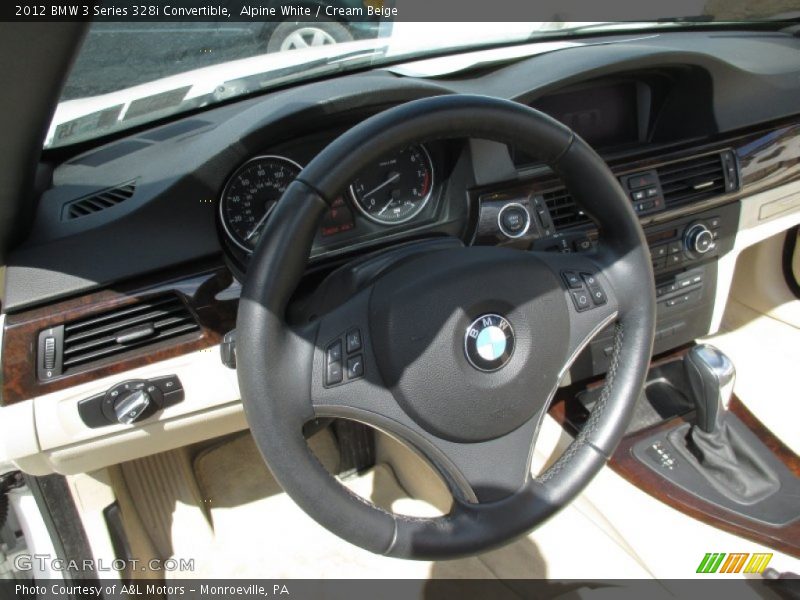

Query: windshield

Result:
[49,4,800,148]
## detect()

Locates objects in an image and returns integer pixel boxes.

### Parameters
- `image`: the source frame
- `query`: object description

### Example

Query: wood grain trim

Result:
[2,260,237,406]
[473,118,800,221]
[550,384,800,557]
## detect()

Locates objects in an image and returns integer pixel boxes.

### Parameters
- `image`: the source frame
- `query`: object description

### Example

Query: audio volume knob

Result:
[684,224,715,257]
[114,389,152,425]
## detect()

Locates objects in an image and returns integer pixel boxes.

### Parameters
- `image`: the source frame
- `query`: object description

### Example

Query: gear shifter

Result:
[684,345,735,433]
[675,344,779,504]
[634,345,799,525]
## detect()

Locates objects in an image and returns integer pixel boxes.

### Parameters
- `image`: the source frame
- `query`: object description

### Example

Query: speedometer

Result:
[349,145,434,225]
[219,155,302,253]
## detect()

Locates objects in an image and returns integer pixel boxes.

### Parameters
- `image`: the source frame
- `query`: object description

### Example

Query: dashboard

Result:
[3,30,800,461]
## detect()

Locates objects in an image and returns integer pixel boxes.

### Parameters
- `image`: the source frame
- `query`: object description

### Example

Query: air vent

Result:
[656,152,733,209]
[62,181,137,221]
[38,294,200,379]
[542,188,592,230]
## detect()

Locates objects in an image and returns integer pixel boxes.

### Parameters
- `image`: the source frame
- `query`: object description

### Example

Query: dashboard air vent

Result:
[62,180,136,221]
[656,153,731,209]
[58,294,199,373]
[542,188,591,230]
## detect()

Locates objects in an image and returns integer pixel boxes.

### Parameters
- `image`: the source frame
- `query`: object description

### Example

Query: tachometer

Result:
[219,155,302,253]
[349,145,434,225]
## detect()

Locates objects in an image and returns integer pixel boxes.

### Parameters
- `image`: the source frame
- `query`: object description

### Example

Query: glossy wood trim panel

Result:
[550,381,800,558]
[480,117,800,227]
[2,260,237,406]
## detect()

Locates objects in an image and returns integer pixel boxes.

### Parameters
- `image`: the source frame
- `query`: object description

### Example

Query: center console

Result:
[471,159,740,382]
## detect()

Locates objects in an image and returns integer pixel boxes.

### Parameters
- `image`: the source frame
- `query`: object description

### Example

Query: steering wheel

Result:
[236,95,656,560]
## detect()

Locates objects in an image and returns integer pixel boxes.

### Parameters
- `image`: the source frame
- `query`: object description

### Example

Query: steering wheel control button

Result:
[588,287,607,306]
[325,360,343,385]
[580,272,598,288]
[346,355,364,380]
[561,271,583,289]
[497,203,530,238]
[324,332,365,386]
[570,289,592,312]
[326,340,343,364]
[464,314,515,372]
[579,273,607,306]
[345,329,362,354]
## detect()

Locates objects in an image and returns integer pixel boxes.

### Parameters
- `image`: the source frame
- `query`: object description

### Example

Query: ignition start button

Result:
[498,203,531,238]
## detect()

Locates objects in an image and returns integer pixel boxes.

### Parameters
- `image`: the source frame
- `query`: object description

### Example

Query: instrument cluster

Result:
[218,144,436,259]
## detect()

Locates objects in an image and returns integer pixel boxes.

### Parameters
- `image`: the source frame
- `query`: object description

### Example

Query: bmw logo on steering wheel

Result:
[464,314,515,372]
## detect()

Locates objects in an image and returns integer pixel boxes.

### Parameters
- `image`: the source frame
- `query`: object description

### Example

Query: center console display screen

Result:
[531,82,640,150]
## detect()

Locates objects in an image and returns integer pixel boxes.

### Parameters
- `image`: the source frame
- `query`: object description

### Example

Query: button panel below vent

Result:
[37,294,200,380]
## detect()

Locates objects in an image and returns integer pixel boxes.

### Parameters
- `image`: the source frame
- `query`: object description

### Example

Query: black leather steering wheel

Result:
[236,95,656,560]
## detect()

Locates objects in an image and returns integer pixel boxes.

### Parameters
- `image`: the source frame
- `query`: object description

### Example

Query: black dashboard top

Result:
[4,30,800,311]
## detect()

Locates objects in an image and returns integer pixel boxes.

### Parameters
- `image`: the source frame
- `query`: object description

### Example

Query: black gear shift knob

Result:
[684,344,736,433]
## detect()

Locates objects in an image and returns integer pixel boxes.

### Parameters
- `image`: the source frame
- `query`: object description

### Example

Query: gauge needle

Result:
[378,196,396,215]
[361,172,400,199]
[245,202,277,241]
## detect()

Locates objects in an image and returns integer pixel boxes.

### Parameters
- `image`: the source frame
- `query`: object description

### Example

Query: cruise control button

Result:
[561,271,583,289]
[346,355,364,380]
[580,273,607,306]
[326,361,343,386]
[570,289,591,312]
[345,330,361,354]
[588,286,607,306]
